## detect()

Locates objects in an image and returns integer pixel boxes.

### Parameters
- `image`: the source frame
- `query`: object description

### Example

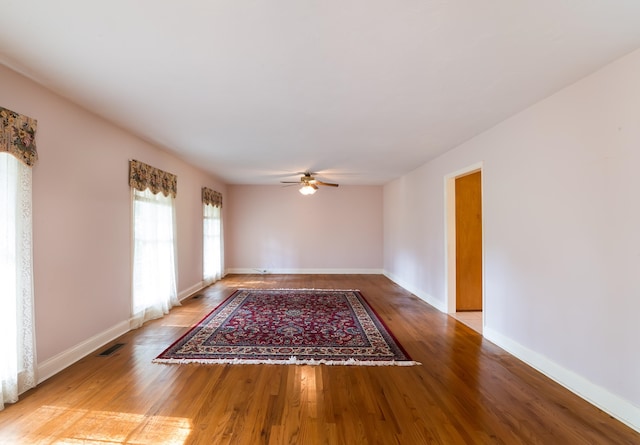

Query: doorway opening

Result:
[445,163,484,334]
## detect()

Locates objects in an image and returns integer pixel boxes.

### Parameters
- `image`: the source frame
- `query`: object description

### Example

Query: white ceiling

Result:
[2,1,640,185]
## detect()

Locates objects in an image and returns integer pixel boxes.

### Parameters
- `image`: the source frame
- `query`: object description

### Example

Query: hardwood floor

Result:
[0,274,637,444]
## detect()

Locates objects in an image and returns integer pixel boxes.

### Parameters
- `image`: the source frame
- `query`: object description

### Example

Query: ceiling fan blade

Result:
[315,180,339,187]
[280,181,302,184]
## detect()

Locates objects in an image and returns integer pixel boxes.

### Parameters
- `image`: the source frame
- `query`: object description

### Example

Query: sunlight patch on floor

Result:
[12,405,192,445]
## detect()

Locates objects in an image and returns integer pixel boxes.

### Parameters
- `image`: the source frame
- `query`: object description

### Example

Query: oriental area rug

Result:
[154,288,419,366]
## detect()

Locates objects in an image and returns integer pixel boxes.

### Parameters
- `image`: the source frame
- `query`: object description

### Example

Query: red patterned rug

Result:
[154,288,419,366]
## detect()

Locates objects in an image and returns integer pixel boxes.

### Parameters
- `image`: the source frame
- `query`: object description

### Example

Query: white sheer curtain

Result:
[203,203,223,285]
[0,153,36,411]
[131,188,179,329]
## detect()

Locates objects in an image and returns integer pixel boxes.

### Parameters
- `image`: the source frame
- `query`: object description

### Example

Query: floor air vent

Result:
[99,343,125,356]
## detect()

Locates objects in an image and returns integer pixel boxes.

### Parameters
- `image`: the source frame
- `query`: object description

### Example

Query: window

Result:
[129,160,179,329]
[0,153,36,410]
[1,106,38,411]
[203,202,222,285]
[202,187,223,285]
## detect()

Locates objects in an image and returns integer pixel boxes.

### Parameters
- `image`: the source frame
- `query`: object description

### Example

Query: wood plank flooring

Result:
[0,274,637,444]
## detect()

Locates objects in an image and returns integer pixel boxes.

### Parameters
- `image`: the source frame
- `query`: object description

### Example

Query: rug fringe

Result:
[152,356,421,367]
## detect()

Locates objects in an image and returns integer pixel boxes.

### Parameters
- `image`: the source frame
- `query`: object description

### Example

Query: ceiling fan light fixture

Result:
[299,184,317,195]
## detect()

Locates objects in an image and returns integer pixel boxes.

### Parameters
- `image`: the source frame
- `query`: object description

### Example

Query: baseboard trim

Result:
[385,270,640,432]
[37,281,207,384]
[484,327,640,433]
[226,268,384,275]
[178,281,205,301]
[383,271,447,312]
[37,320,130,383]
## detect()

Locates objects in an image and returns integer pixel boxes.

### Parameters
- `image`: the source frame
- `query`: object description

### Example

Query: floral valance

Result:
[129,159,177,197]
[202,187,222,207]
[1,106,38,167]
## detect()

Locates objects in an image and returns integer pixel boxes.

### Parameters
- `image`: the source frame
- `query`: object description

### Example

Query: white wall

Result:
[226,185,383,273]
[384,48,640,429]
[0,64,226,375]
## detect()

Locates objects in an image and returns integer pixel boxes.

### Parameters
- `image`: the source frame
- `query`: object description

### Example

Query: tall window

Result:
[129,160,179,328]
[202,188,223,285]
[1,107,38,411]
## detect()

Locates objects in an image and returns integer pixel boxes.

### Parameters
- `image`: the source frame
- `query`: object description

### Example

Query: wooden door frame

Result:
[444,162,485,319]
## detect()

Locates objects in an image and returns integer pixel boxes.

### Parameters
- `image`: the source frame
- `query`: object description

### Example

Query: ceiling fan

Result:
[281,172,339,195]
